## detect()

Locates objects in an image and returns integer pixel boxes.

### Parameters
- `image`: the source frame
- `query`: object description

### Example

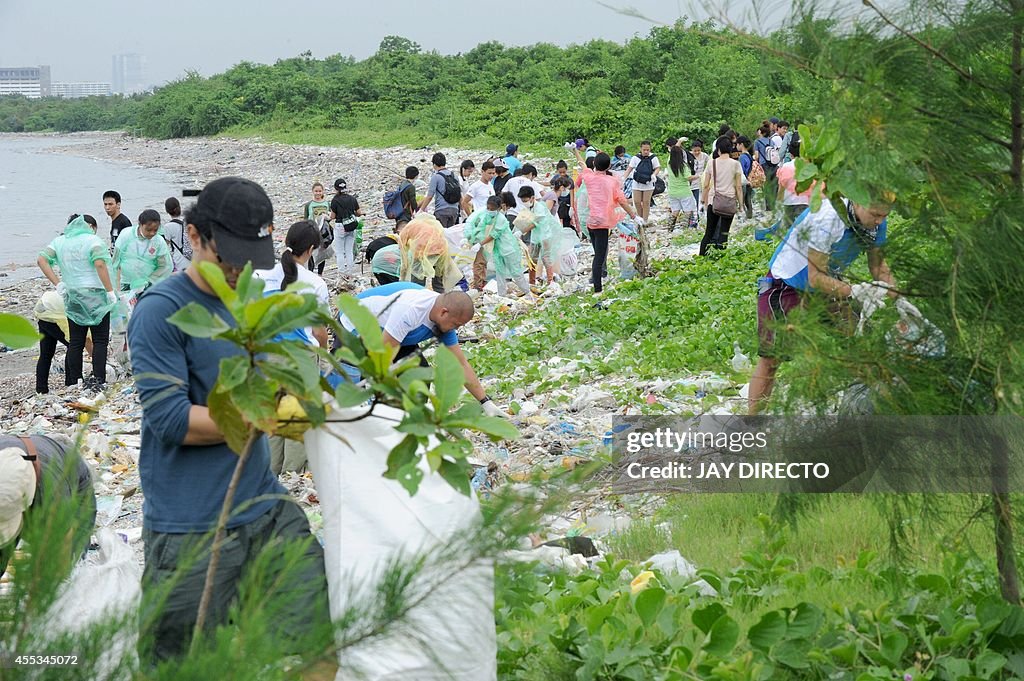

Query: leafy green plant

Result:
[0,312,40,349]
[497,522,1024,681]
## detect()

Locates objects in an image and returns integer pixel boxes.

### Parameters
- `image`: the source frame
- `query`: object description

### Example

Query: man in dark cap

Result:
[126,178,332,668]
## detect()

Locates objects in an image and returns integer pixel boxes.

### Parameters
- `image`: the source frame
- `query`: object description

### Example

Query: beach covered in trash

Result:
[0,132,761,582]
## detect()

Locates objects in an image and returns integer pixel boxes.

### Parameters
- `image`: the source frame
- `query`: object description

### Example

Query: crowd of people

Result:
[4,114,923,675]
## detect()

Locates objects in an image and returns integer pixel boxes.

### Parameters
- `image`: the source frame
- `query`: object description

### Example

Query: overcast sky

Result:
[0,0,719,86]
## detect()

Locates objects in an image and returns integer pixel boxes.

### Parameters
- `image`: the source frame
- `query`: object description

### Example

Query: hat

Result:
[0,447,36,546]
[492,158,508,171]
[505,143,518,155]
[769,117,780,124]
[193,177,275,269]
[334,178,348,191]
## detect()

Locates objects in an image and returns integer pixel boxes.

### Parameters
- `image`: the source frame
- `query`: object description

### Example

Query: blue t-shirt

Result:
[128,273,282,533]
[502,155,522,176]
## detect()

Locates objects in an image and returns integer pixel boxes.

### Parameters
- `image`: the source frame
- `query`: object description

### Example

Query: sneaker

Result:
[81,377,106,391]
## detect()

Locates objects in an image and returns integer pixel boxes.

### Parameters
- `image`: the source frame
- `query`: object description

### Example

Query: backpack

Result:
[557,194,572,224]
[317,215,334,249]
[765,143,781,166]
[439,172,462,205]
[633,156,656,185]
[383,182,410,220]
[165,218,193,262]
[748,158,766,188]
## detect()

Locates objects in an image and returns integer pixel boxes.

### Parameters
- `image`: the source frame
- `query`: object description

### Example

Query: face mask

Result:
[485,210,498,218]
[523,201,534,209]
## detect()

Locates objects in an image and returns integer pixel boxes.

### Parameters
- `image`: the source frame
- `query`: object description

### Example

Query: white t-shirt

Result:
[465,180,495,212]
[767,199,888,291]
[254,262,331,345]
[627,154,662,192]
[691,152,708,187]
[502,177,545,214]
[341,283,459,347]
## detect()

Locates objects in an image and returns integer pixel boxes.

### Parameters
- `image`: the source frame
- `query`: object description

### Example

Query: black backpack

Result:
[634,156,656,185]
[440,172,462,205]
[557,194,572,224]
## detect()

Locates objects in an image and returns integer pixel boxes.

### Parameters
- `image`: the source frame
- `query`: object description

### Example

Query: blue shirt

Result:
[128,273,282,533]
[502,155,522,176]
[739,152,752,177]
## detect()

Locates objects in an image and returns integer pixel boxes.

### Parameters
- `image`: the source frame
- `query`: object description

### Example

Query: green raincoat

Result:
[113,225,172,291]
[464,210,524,279]
[522,200,562,267]
[39,216,114,327]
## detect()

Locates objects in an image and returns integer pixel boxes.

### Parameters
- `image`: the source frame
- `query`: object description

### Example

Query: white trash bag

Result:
[43,528,142,679]
[558,230,581,276]
[305,403,496,681]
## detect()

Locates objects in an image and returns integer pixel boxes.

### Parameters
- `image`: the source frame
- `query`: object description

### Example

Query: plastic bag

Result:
[43,529,141,679]
[305,403,496,681]
[559,230,581,276]
[616,221,639,280]
[444,224,479,281]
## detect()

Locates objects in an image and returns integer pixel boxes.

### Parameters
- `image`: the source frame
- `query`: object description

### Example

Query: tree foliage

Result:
[0,22,826,149]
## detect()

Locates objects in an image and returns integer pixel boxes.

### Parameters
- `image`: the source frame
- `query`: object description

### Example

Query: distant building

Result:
[51,82,113,98]
[0,65,51,98]
[112,53,146,95]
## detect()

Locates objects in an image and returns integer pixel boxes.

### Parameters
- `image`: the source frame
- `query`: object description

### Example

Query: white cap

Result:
[0,447,37,546]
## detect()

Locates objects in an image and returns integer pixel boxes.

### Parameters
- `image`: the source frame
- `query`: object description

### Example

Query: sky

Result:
[0,0,717,87]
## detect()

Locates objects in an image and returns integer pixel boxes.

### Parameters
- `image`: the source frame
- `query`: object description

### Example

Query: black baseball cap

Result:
[193,177,275,269]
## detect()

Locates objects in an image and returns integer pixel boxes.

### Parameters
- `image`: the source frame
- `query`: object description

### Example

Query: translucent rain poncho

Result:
[575,181,590,229]
[516,201,562,267]
[113,226,172,291]
[464,209,525,279]
[398,216,464,292]
[39,216,114,327]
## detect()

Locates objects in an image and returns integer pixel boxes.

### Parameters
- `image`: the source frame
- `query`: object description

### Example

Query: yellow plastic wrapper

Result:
[275,394,330,442]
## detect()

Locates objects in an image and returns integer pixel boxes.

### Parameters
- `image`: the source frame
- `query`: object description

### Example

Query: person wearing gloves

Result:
[37,214,117,389]
[336,282,508,417]
[113,209,173,293]
[126,177,332,665]
[748,193,899,414]
[0,434,96,577]
[514,185,562,285]
[463,195,532,298]
[567,143,642,295]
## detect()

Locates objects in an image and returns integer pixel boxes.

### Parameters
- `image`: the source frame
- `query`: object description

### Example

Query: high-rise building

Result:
[111,53,146,94]
[0,66,50,98]
[51,82,113,98]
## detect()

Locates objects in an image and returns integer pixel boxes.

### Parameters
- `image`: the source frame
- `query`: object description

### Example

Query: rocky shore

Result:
[0,132,744,576]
